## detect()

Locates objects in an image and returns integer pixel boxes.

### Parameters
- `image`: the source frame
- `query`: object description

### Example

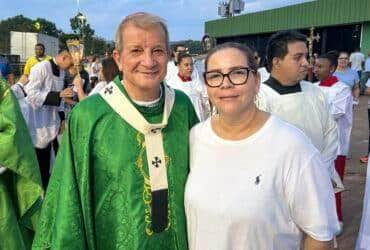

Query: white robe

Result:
[356,155,370,250]
[25,60,64,149]
[256,81,342,188]
[166,74,209,121]
[166,60,202,84]
[314,81,353,156]
[258,67,270,83]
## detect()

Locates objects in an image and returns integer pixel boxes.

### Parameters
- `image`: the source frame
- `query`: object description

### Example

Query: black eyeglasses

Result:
[203,67,256,87]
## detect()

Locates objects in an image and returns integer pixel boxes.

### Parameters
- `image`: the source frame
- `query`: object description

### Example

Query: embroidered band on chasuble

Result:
[99,82,175,233]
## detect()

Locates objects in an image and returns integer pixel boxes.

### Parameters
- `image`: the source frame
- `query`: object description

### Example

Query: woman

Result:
[185,42,339,250]
[73,57,120,100]
[166,53,210,121]
[334,51,360,103]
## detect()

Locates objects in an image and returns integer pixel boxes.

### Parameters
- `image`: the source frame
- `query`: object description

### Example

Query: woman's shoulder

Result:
[268,115,318,153]
[190,117,211,141]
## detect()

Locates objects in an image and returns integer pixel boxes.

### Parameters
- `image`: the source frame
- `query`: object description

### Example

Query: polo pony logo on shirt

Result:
[152,156,162,168]
[255,175,262,185]
[104,86,113,95]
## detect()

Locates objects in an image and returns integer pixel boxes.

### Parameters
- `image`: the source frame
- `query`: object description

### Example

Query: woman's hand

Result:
[73,74,83,89]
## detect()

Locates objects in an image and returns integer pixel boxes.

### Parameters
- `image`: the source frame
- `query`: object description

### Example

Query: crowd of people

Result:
[1,11,370,250]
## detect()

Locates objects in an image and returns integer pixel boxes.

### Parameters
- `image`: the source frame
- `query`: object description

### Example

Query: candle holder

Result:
[66,39,84,75]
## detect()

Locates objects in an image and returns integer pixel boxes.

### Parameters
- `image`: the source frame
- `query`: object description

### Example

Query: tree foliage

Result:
[0,14,114,56]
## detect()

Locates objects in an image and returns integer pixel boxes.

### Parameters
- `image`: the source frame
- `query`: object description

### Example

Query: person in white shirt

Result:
[185,42,339,250]
[25,50,73,188]
[73,57,120,100]
[166,53,209,121]
[313,52,353,231]
[349,48,365,77]
[89,56,102,88]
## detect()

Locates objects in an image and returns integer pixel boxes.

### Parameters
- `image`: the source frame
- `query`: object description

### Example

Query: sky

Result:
[0,0,313,42]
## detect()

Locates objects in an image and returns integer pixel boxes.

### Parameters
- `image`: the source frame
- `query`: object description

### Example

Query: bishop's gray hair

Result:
[115,12,170,53]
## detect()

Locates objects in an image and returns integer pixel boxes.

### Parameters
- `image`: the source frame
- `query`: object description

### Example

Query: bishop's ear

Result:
[112,49,123,71]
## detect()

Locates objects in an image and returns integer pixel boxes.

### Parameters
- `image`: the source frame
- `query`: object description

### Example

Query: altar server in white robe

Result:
[166,45,202,85]
[25,50,73,188]
[256,30,342,189]
[313,52,353,229]
[166,53,209,121]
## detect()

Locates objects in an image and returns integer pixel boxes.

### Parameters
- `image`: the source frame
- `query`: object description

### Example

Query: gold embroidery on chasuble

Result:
[135,133,171,236]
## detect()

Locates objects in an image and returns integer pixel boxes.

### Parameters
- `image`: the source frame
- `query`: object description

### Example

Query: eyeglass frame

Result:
[203,67,256,88]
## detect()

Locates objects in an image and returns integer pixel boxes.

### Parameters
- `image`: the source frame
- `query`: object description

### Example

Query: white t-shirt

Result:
[90,61,101,78]
[256,81,341,187]
[349,52,365,71]
[185,115,339,250]
[88,81,108,96]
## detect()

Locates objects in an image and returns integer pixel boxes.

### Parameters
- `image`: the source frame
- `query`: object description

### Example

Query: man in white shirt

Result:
[25,50,73,189]
[349,48,365,78]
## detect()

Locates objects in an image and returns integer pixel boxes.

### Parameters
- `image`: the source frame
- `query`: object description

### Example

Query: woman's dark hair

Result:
[102,57,120,82]
[265,30,307,72]
[318,50,339,68]
[177,53,192,64]
[204,42,258,73]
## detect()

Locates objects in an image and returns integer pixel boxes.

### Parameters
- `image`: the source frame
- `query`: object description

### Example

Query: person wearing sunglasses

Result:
[185,42,339,250]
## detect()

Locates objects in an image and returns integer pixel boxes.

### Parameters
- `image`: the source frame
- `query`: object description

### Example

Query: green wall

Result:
[206,0,370,38]
[362,22,370,55]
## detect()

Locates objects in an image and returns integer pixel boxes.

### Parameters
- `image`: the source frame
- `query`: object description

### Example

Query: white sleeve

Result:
[331,87,353,120]
[320,92,339,178]
[286,153,340,241]
[25,65,48,109]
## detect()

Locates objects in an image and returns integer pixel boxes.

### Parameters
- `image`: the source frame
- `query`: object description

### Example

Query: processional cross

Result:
[306,27,320,59]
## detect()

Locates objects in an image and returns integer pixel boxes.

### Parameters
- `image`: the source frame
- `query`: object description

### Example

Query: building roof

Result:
[205,0,370,38]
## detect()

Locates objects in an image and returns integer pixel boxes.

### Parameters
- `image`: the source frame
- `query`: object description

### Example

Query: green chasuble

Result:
[32,77,199,250]
[0,78,43,250]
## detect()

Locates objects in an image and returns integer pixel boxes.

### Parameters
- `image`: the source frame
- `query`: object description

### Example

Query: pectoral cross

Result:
[307,27,320,59]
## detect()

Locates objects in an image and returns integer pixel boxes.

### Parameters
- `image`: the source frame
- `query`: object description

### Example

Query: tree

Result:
[0,15,61,53]
[184,40,202,55]
[70,13,94,40]
[33,18,62,37]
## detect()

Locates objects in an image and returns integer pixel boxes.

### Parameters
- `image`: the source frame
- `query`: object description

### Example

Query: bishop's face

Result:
[113,24,169,100]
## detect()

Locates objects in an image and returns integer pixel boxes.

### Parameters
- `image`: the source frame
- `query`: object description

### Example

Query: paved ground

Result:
[337,95,368,249]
